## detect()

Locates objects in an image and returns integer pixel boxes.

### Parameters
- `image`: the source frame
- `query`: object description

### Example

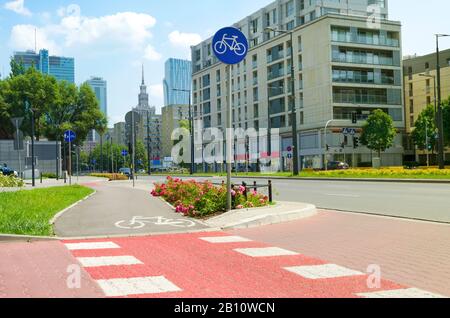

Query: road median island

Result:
[203,201,317,229]
[0,185,95,237]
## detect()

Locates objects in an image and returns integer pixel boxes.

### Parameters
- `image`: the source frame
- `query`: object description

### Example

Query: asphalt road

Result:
[140,176,450,223]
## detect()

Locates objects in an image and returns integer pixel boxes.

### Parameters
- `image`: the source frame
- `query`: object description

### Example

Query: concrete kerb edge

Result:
[153,174,450,184]
[209,202,317,230]
[49,190,97,225]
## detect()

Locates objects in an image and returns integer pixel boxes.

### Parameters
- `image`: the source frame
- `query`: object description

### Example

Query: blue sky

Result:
[1,0,450,127]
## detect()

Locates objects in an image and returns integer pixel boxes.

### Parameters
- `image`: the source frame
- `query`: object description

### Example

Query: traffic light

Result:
[352,113,358,124]
[326,144,330,151]
[353,137,359,149]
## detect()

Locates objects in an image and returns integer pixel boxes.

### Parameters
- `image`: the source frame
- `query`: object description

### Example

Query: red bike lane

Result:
[60,231,443,298]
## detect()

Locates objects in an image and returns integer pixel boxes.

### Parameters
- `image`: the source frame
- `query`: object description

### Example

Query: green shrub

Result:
[90,173,129,181]
[41,172,57,179]
[0,174,24,187]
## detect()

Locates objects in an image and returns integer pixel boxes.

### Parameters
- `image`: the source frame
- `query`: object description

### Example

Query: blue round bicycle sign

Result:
[213,27,248,65]
[64,130,76,143]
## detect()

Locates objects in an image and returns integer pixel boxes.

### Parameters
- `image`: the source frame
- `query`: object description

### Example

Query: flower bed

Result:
[151,176,270,217]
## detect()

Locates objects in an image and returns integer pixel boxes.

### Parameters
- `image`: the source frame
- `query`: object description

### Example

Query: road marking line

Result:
[96,276,182,297]
[64,242,120,251]
[326,193,361,198]
[234,247,299,257]
[356,288,446,298]
[284,264,364,279]
[77,256,143,267]
[200,236,252,243]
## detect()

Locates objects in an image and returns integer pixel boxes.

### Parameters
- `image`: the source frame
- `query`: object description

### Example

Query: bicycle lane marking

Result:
[114,216,199,230]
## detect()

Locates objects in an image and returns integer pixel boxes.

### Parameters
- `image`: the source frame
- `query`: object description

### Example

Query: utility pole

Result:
[132,110,136,188]
[27,101,36,187]
[147,110,151,175]
[435,34,449,169]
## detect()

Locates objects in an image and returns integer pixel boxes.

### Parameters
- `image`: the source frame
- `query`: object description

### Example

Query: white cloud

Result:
[4,0,32,16]
[148,84,164,100]
[168,30,202,48]
[9,4,158,55]
[143,44,162,61]
[10,24,60,54]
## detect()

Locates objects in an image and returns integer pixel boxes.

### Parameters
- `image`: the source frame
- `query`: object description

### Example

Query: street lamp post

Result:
[435,34,449,169]
[26,101,36,187]
[419,73,437,165]
[173,88,194,175]
[265,27,299,175]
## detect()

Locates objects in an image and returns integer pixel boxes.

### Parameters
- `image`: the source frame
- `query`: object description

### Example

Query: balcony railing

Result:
[267,69,285,81]
[332,55,396,67]
[332,34,400,48]
[333,93,389,105]
[267,51,284,63]
[332,75,396,86]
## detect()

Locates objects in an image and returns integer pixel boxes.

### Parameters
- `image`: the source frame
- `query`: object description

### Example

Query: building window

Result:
[410,115,415,128]
[251,18,259,33]
[286,0,294,17]
[409,100,414,114]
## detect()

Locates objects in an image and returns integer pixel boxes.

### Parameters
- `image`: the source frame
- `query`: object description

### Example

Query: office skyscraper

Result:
[14,49,75,83]
[86,77,108,143]
[163,58,192,106]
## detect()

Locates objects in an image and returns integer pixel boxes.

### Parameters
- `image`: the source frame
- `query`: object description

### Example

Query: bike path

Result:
[54,181,209,238]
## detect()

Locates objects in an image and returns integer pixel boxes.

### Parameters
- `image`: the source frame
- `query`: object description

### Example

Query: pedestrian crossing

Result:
[63,233,446,298]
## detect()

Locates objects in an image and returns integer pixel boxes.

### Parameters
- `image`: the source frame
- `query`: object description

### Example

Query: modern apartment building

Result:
[403,49,450,162]
[86,77,108,143]
[161,104,190,158]
[163,58,192,106]
[14,49,75,83]
[191,0,405,169]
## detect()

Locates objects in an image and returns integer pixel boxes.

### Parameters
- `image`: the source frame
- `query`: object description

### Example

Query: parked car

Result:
[0,164,18,177]
[118,167,132,177]
[327,161,350,170]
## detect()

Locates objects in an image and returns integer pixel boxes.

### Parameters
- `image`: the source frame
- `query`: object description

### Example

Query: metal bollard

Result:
[242,182,247,200]
[268,180,273,203]
[253,181,257,192]
[40,172,43,184]
[64,171,67,184]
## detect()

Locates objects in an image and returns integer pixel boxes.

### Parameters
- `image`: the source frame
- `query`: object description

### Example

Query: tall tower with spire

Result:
[138,64,149,108]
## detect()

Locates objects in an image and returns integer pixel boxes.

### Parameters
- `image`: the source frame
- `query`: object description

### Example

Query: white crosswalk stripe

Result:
[356,288,446,298]
[234,247,299,257]
[65,242,120,251]
[284,264,364,279]
[96,276,182,297]
[200,236,252,243]
[77,256,143,267]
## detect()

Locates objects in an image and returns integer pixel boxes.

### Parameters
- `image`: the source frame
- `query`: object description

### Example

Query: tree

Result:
[9,57,26,78]
[0,80,14,139]
[360,109,397,159]
[412,105,437,151]
[442,96,450,147]
[3,67,58,140]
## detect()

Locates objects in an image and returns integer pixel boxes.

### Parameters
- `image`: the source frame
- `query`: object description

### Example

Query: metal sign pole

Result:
[226,65,232,212]
[68,139,72,186]
[132,110,136,188]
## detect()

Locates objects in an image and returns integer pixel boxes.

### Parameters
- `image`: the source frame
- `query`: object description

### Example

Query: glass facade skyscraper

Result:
[14,49,75,83]
[163,58,192,106]
[86,77,108,143]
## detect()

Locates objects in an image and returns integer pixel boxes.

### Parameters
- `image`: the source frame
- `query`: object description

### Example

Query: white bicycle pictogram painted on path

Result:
[115,216,197,230]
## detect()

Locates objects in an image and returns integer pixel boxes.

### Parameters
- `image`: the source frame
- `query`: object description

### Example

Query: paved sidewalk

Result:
[0,240,104,298]
[230,209,450,297]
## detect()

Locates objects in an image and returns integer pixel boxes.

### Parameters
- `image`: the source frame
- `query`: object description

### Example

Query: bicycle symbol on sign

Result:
[214,34,247,56]
[115,216,197,230]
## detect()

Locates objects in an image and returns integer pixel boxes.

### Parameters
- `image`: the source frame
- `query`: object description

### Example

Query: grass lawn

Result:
[0,185,94,236]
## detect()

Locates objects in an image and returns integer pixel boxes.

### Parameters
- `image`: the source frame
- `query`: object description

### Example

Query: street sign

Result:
[342,128,357,136]
[92,159,97,164]
[212,27,248,65]
[64,130,76,143]
[122,150,128,157]
[287,153,293,159]
[287,146,292,152]
[11,117,23,128]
